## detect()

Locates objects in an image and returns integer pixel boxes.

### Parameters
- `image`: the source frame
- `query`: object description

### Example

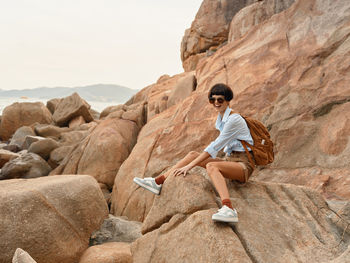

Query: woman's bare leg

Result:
[205,161,245,200]
[162,151,220,179]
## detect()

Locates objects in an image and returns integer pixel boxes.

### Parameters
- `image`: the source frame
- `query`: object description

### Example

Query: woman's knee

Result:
[206,162,219,173]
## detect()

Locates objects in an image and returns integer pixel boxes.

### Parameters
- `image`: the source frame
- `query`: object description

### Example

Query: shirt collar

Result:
[222,106,232,123]
[215,106,231,129]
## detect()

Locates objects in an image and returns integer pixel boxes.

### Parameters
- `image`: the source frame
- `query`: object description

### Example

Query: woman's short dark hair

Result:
[208,83,234,101]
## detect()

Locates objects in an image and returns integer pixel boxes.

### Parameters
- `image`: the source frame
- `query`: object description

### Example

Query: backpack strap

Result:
[229,110,256,169]
[240,140,256,170]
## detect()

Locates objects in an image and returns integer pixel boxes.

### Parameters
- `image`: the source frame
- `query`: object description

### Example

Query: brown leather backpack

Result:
[237,114,274,169]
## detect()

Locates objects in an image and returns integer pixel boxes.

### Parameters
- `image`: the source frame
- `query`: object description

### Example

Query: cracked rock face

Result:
[131,178,350,263]
[0,175,108,263]
[50,103,145,189]
[194,0,350,200]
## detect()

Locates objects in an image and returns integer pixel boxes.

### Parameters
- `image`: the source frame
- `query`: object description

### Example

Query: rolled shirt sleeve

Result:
[204,114,248,158]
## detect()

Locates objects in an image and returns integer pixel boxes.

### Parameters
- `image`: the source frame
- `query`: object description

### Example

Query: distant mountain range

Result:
[0,84,138,103]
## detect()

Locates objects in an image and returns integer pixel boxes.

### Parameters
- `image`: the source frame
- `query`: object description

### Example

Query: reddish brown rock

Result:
[0,175,108,263]
[0,102,52,141]
[79,242,132,263]
[167,71,196,109]
[69,115,86,128]
[27,138,60,160]
[34,124,72,139]
[182,52,206,72]
[23,136,46,150]
[144,73,188,121]
[59,130,90,146]
[53,92,93,127]
[194,0,350,199]
[181,0,259,71]
[0,149,19,168]
[0,152,52,180]
[132,179,350,263]
[100,105,125,119]
[228,0,295,43]
[51,104,143,188]
[46,98,62,114]
[141,171,217,234]
[48,145,74,169]
[110,93,218,221]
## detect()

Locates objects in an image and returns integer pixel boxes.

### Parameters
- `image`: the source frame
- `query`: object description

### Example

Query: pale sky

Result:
[0,0,203,90]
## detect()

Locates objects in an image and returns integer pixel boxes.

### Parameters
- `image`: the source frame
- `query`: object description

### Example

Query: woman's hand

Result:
[173,164,193,177]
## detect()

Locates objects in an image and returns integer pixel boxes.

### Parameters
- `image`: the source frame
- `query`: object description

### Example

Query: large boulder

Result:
[110,93,218,221]
[79,242,132,263]
[0,102,52,141]
[53,92,93,127]
[131,176,350,262]
[0,175,108,263]
[0,152,51,180]
[181,0,259,71]
[51,103,144,189]
[181,0,296,71]
[229,0,295,42]
[194,0,350,199]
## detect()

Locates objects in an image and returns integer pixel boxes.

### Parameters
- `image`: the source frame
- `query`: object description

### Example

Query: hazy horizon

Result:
[0,1,202,91]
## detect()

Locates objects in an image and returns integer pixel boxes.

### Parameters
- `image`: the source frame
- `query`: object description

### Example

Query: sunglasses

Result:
[209,97,225,104]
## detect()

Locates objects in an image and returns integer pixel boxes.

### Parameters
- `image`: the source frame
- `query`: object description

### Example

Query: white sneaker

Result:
[212,205,238,223]
[133,177,162,195]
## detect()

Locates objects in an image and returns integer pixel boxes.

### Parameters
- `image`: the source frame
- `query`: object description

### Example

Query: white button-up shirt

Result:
[204,106,254,159]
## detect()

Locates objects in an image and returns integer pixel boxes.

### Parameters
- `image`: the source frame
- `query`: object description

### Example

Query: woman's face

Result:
[209,95,229,114]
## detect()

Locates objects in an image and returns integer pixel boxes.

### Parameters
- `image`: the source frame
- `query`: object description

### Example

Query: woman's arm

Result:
[173,151,210,177]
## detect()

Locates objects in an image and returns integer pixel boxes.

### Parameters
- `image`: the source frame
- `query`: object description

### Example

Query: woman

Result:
[133,83,255,223]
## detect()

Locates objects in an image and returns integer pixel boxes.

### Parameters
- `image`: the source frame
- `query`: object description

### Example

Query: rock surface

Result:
[0,149,19,168]
[27,138,60,160]
[131,176,350,263]
[34,124,72,139]
[0,175,108,263]
[51,105,143,188]
[0,152,52,180]
[69,115,86,128]
[46,98,62,114]
[79,242,132,263]
[194,0,350,199]
[53,92,93,127]
[90,214,142,246]
[167,71,197,109]
[229,0,295,43]
[9,126,36,149]
[110,95,219,221]
[181,0,259,71]
[0,102,52,141]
